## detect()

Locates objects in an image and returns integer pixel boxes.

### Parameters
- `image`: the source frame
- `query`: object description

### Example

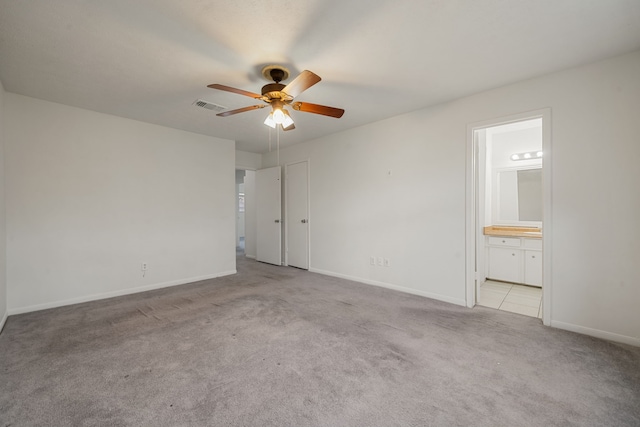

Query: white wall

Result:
[5,94,237,313]
[0,80,7,331]
[263,50,640,345]
[235,150,261,171]
[266,116,469,306]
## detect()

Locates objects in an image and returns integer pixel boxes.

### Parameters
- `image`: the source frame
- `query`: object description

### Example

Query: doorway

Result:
[235,169,246,255]
[236,169,258,259]
[466,110,551,325]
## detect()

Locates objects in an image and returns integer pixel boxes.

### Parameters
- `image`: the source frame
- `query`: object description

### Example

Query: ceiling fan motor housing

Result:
[261,83,286,100]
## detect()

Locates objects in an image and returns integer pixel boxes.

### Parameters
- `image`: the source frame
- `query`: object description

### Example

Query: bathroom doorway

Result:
[465,110,551,325]
[235,168,258,259]
[235,169,246,255]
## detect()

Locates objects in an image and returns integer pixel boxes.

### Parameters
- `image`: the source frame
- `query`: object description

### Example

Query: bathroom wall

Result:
[486,119,543,225]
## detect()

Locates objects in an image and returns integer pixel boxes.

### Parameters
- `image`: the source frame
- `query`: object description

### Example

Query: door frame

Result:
[237,167,257,259]
[465,109,552,326]
[284,159,311,269]
[235,169,249,251]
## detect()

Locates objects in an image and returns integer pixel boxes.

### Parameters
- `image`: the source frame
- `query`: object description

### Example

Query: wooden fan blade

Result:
[292,102,344,118]
[207,84,263,99]
[282,70,321,99]
[282,123,295,131]
[217,105,266,117]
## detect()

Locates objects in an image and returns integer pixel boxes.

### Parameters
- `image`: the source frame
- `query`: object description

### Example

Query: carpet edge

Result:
[309,267,466,307]
[551,319,640,347]
[7,270,238,316]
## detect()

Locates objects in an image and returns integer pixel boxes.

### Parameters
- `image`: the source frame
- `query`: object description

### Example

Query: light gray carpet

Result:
[1,256,639,426]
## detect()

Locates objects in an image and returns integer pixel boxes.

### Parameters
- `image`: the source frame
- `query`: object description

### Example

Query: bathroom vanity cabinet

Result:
[485,232,542,287]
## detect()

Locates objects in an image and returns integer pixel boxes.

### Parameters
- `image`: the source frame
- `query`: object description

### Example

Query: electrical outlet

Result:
[384,258,390,267]
[377,257,383,266]
[141,263,147,271]
[370,256,376,266]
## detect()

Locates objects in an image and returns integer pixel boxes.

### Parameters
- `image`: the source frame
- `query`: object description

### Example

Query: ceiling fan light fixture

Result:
[282,109,294,129]
[272,108,286,124]
[264,113,276,128]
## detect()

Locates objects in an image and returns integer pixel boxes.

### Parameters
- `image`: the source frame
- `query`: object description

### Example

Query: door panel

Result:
[256,166,281,265]
[286,161,309,269]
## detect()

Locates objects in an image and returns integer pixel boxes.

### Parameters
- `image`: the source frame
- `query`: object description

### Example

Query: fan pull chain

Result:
[268,127,272,152]
[277,125,280,166]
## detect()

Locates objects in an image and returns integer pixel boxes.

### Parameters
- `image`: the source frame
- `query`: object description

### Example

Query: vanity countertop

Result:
[483,226,542,239]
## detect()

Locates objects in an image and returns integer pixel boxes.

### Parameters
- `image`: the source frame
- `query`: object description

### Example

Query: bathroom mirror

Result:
[494,167,542,224]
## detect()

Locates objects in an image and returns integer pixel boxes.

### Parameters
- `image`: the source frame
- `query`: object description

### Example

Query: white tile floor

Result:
[478,280,542,319]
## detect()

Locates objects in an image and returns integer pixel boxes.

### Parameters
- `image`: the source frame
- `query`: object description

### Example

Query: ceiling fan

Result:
[207,65,345,131]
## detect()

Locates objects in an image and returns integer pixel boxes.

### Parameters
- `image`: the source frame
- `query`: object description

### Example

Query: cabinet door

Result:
[488,247,521,283]
[524,250,542,287]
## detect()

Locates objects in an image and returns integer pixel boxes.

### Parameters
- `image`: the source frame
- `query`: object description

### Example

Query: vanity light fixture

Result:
[511,151,542,161]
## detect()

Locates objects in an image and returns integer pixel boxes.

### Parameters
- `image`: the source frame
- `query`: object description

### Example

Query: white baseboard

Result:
[0,311,8,334]
[245,254,256,259]
[8,270,237,316]
[308,268,466,307]
[551,320,640,347]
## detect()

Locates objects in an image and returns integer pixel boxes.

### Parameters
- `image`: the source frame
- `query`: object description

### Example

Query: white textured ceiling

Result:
[1,0,639,153]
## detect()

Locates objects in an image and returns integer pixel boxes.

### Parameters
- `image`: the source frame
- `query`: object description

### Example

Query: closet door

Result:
[286,161,309,269]
[256,166,281,265]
